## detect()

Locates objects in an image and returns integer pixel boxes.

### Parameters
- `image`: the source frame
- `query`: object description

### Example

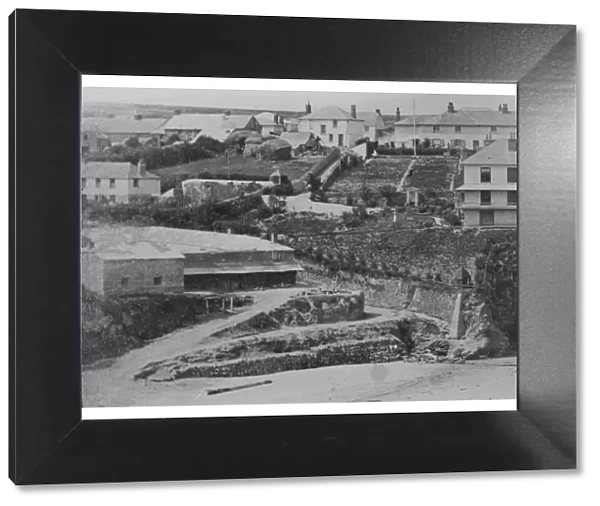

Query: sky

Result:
[82,87,516,115]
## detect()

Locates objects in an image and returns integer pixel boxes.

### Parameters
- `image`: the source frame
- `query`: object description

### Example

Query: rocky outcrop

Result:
[451,301,509,359]
[134,314,450,382]
[212,289,365,339]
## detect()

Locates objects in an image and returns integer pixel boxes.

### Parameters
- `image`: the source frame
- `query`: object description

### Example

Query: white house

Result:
[298,104,364,148]
[454,138,518,227]
[81,160,161,203]
[254,112,285,136]
[356,110,386,141]
[393,102,516,150]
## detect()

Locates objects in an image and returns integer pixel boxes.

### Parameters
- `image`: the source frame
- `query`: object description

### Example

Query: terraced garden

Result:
[407,156,460,194]
[325,156,413,204]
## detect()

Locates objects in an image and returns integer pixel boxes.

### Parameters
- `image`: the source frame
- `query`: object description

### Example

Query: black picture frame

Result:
[9,9,577,485]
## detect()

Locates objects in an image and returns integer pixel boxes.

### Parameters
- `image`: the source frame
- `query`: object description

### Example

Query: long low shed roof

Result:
[185,264,304,275]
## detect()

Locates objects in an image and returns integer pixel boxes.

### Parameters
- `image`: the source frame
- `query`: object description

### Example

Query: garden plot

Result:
[407,156,460,195]
[326,157,413,205]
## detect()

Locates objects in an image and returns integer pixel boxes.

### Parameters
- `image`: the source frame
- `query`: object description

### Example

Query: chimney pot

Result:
[350,105,357,119]
[375,109,381,114]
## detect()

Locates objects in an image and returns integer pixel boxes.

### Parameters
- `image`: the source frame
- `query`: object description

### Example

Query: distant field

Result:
[326,157,412,203]
[153,155,319,181]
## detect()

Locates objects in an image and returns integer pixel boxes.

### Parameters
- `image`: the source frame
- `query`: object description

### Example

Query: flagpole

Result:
[412,98,417,157]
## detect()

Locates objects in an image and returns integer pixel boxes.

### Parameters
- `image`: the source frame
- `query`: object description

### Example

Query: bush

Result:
[444,211,462,227]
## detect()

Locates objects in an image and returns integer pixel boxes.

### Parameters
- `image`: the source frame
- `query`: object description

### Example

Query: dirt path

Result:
[89,287,307,379]
[399,157,417,189]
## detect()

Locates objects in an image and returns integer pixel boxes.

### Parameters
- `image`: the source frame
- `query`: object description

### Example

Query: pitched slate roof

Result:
[460,138,517,165]
[160,114,255,140]
[356,111,385,129]
[395,108,516,127]
[254,112,278,126]
[82,116,168,135]
[82,162,160,179]
[85,226,295,254]
[300,105,364,121]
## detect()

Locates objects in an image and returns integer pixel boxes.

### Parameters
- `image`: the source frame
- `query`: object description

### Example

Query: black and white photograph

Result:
[80,78,518,415]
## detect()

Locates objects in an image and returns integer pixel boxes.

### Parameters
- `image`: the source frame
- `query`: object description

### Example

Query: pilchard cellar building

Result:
[82,227,303,295]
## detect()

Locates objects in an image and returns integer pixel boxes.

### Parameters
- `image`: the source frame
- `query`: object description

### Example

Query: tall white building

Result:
[298,104,364,148]
[454,138,518,227]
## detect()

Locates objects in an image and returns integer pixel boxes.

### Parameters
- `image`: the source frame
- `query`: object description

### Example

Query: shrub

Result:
[444,211,462,227]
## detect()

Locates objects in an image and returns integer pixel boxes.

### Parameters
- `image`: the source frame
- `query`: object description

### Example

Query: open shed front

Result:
[183,270,298,292]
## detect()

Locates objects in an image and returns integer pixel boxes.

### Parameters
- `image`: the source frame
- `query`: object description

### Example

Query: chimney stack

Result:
[305,101,312,114]
[227,228,232,234]
[447,102,456,113]
[271,232,276,242]
[137,158,147,175]
[498,104,503,112]
[134,113,143,120]
[508,138,517,152]
[375,109,381,115]
[174,109,181,115]
[502,103,509,114]
[396,107,401,122]
[350,104,357,119]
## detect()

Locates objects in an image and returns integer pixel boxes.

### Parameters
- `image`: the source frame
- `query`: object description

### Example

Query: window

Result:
[83,133,88,140]
[473,140,479,149]
[81,178,86,188]
[364,125,369,133]
[490,126,498,132]
[433,125,440,132]
[109,178,116,189]
[133,178,140,188]
[328,134,334,143]
[480,210,495,226]
[332,120,338,128]
[320,124,326,135]
[454,126,462,132]
[507,191,517,205]
[81,195,87,202]
[153,276,163,286]
[121,277,130,287]
[94,195,99,201]
[480,191,491,205]
[459,192,465,203]
[510,131,517,139]
[338,134,344,146]
[507,167,518,183]
[480,167,491,183]
[95,178,101,188]
[272,251,284,262]
[109,195,116,202]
